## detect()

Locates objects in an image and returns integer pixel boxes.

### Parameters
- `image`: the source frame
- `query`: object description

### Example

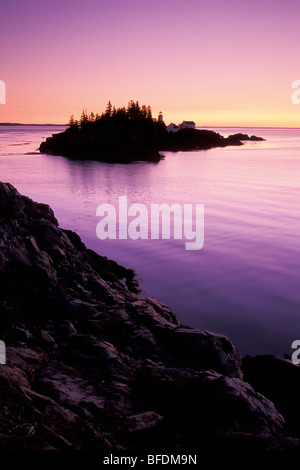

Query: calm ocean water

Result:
[0,125,299,355]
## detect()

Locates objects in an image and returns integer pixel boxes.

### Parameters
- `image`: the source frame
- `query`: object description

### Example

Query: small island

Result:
[39,101,265,163]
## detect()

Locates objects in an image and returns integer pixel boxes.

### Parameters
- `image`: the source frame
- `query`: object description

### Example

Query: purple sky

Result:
[1,0,300,125]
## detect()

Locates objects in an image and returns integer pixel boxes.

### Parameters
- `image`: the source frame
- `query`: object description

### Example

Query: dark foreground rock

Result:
[0,182,298,451]
[243,355,300,438]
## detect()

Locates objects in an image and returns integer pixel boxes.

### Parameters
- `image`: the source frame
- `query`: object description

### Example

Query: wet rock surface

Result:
[243,355,300,439]
[0,182,298,451]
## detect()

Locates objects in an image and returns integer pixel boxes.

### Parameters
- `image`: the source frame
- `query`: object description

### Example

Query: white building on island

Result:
[166,123,179,133]
[179,120,196,130]
[166,120,196,133]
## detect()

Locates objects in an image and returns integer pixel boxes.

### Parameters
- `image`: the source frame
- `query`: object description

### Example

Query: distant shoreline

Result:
[1,123,300,129]
[0,123,67,127]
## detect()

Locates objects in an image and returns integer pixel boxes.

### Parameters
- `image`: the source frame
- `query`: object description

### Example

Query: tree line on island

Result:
[39,100,265,163]
[68,100,154,129]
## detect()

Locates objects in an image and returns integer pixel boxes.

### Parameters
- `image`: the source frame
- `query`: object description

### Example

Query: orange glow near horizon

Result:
[3,92,300,128]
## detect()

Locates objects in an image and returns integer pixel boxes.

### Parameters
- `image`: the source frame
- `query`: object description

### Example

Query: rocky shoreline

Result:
[0,181,299,452]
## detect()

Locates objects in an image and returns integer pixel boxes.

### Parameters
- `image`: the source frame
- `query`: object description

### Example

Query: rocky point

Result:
[0,181,299,451]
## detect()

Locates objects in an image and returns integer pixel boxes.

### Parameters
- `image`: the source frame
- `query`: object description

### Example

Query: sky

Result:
[1,0,300,126]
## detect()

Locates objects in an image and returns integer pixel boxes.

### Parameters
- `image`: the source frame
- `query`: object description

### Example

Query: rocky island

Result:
[0,181,299,454]
[39,101,265,163]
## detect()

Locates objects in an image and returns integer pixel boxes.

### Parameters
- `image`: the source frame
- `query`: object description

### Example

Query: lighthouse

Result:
[158,111,164,123]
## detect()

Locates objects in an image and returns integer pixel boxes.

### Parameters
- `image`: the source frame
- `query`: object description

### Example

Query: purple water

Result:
[0,125,299,355]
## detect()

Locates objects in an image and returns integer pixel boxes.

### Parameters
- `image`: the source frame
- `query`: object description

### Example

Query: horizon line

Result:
[1,122,300,130]
[0,122,67,126]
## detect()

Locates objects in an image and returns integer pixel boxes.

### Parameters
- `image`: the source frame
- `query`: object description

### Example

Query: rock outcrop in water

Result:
[227,133,265,144]
[0,182,298,452]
